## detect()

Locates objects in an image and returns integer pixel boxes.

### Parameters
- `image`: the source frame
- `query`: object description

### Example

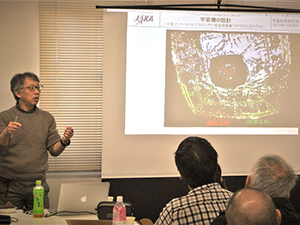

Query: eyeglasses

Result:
[21,84,43,92]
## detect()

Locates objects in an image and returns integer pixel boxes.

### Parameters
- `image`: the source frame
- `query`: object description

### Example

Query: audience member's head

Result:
[226,188,281,225]
[175,136,218,189]
[246,154,298,198]
[214,163,227,189]
[214,163,222,183]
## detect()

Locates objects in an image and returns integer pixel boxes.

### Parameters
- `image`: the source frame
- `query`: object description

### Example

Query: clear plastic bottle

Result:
[33,180,44,218]
[113,196,126,225]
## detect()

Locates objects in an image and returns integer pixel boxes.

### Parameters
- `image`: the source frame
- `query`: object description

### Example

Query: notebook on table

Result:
[56,182,110,214]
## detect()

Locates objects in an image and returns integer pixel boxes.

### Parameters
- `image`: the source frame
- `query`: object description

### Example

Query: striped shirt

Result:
[155,183,233,225]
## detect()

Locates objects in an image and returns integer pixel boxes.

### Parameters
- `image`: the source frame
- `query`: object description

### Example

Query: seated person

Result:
[214,163,228,189]
[226,188,281,225]
[212,154,300,225]
[154,136,233,225]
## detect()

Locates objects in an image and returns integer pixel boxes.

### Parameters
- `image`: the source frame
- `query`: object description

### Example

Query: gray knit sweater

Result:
[0,105,60,181]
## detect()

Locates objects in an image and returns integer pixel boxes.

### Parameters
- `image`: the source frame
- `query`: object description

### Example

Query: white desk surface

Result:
[2,210,139,225]
[2,209,106,225]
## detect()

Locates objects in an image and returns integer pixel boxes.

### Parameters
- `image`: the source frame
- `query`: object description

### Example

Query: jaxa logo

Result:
[134,14,154,25]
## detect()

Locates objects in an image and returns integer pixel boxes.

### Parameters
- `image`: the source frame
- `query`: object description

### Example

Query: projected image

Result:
[167,31,291,124]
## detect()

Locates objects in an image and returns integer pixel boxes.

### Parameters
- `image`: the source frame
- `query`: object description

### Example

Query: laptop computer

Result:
[56,182,110,214]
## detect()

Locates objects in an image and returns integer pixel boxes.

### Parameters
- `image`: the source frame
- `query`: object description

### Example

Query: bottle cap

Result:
[107,196,114,201]
[116,196,123,202]
[36,180,42,185]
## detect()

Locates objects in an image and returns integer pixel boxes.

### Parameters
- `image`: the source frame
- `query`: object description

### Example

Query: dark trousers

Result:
[0,177,49,210]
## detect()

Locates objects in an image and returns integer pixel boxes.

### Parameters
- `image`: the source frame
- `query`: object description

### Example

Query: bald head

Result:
[226,188,281,225]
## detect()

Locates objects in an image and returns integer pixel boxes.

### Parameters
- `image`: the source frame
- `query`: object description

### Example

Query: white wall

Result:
[150,0,300,9]
[0,1,40,111]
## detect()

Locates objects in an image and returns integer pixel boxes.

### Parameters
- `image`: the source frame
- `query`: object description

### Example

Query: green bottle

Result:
[33,180,44,218]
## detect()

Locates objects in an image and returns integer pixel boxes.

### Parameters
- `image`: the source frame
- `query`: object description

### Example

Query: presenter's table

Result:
[1,210,115,225]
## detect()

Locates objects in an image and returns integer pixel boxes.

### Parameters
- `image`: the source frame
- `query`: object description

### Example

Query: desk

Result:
[66,220,113,225]
[1,210,113,225]
[2,210,139,225]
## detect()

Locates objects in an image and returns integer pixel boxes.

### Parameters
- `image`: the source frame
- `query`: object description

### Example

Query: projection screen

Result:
[102,8,300,178]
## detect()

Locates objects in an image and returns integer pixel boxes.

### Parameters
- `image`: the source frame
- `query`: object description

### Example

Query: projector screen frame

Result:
[101,6,300,179]
[96,2,300,13]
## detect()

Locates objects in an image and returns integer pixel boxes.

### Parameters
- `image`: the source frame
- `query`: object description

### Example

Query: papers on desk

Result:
[0,208,16,214]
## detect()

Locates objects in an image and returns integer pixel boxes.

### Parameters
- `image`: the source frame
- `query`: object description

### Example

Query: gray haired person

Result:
[0,72,74,210]
[245,154,300,225]
[212,154,300,225]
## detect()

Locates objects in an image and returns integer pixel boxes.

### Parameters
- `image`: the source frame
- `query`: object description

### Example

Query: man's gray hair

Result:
[249,154,298,198]
[10,72,40,101]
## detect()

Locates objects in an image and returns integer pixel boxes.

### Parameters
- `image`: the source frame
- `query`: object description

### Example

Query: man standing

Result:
[0,72,74,210]
[155,136,233,225]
